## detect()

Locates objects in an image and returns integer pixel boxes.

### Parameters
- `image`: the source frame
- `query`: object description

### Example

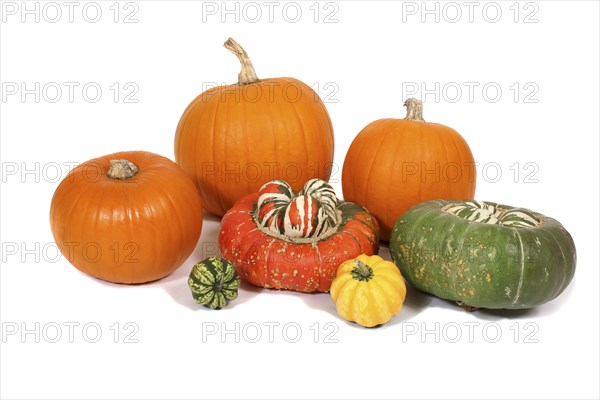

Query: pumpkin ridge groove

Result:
[241,91,251,198]
[370,279,393,313]
[263,236,277,288]
[265,97,279,191]
[363,124,388,213]
[384,125,401,232]
[313,242,323,291]
[436,124,453,199]
[338,229,363,252]
[417,121,425,204]
[156,182,188,268]
[210,90,224,214]
[545,224,569,299]
[288,80,310,172]
[448,130,470,197]
[89,180,110,279]
[511,229,526,306]
[451,210,475,297]
[192,96,207,204]
[345,209,377,232]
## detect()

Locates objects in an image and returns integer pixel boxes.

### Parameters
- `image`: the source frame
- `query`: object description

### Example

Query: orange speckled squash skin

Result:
[342,99,476,241]
[50,151,203,284]
[218,180,380,293]
[175,39,334,217]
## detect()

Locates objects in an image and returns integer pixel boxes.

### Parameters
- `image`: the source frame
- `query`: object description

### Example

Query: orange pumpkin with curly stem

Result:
[175,38,334,216]
[219,179,379,292]
[342,98,476,241]
[50,151,203,284]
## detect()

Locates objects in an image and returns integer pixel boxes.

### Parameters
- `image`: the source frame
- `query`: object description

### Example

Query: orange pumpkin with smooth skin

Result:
[175,38,334,216]
[342,99,476,241]
[50,151,203,284]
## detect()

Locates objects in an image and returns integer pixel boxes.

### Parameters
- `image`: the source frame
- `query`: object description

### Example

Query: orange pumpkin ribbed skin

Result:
[175,76,334,217]
[50,151,203,284]
[342,109,476,241]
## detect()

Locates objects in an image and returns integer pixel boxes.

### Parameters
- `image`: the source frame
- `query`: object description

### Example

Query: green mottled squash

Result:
[390,200,576,310]
[188,257,241,309]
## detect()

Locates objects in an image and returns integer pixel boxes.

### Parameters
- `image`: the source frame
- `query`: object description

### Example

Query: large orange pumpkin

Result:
[50,151,203,284]
[342,99,476,241]
[175,38,334,216]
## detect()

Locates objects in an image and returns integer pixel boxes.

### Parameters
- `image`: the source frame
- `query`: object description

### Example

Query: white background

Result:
[1,1,599,399]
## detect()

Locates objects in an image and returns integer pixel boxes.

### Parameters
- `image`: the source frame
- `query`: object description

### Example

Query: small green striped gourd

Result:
[188,257,241,309]
[390,200,576,310]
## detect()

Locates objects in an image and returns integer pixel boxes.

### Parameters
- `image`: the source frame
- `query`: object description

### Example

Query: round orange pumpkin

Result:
[175,38,334,216]
[342,99,476,241]
[50,151,203,284]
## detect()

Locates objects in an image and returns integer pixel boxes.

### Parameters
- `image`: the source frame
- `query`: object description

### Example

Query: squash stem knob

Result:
[215,273,225,292]
[224,37,259,85]
[352,259,374,282]
[404,98,425,122]
[457,301,479,312]
[107,159,138,180]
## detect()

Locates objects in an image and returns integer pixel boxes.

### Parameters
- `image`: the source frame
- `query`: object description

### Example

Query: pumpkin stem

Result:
[404,98,425,122]
[224,37,259,85]
[107,159,138,180]
[215,273,225,292]
[352,259,374,282]
[457,301,479,312]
